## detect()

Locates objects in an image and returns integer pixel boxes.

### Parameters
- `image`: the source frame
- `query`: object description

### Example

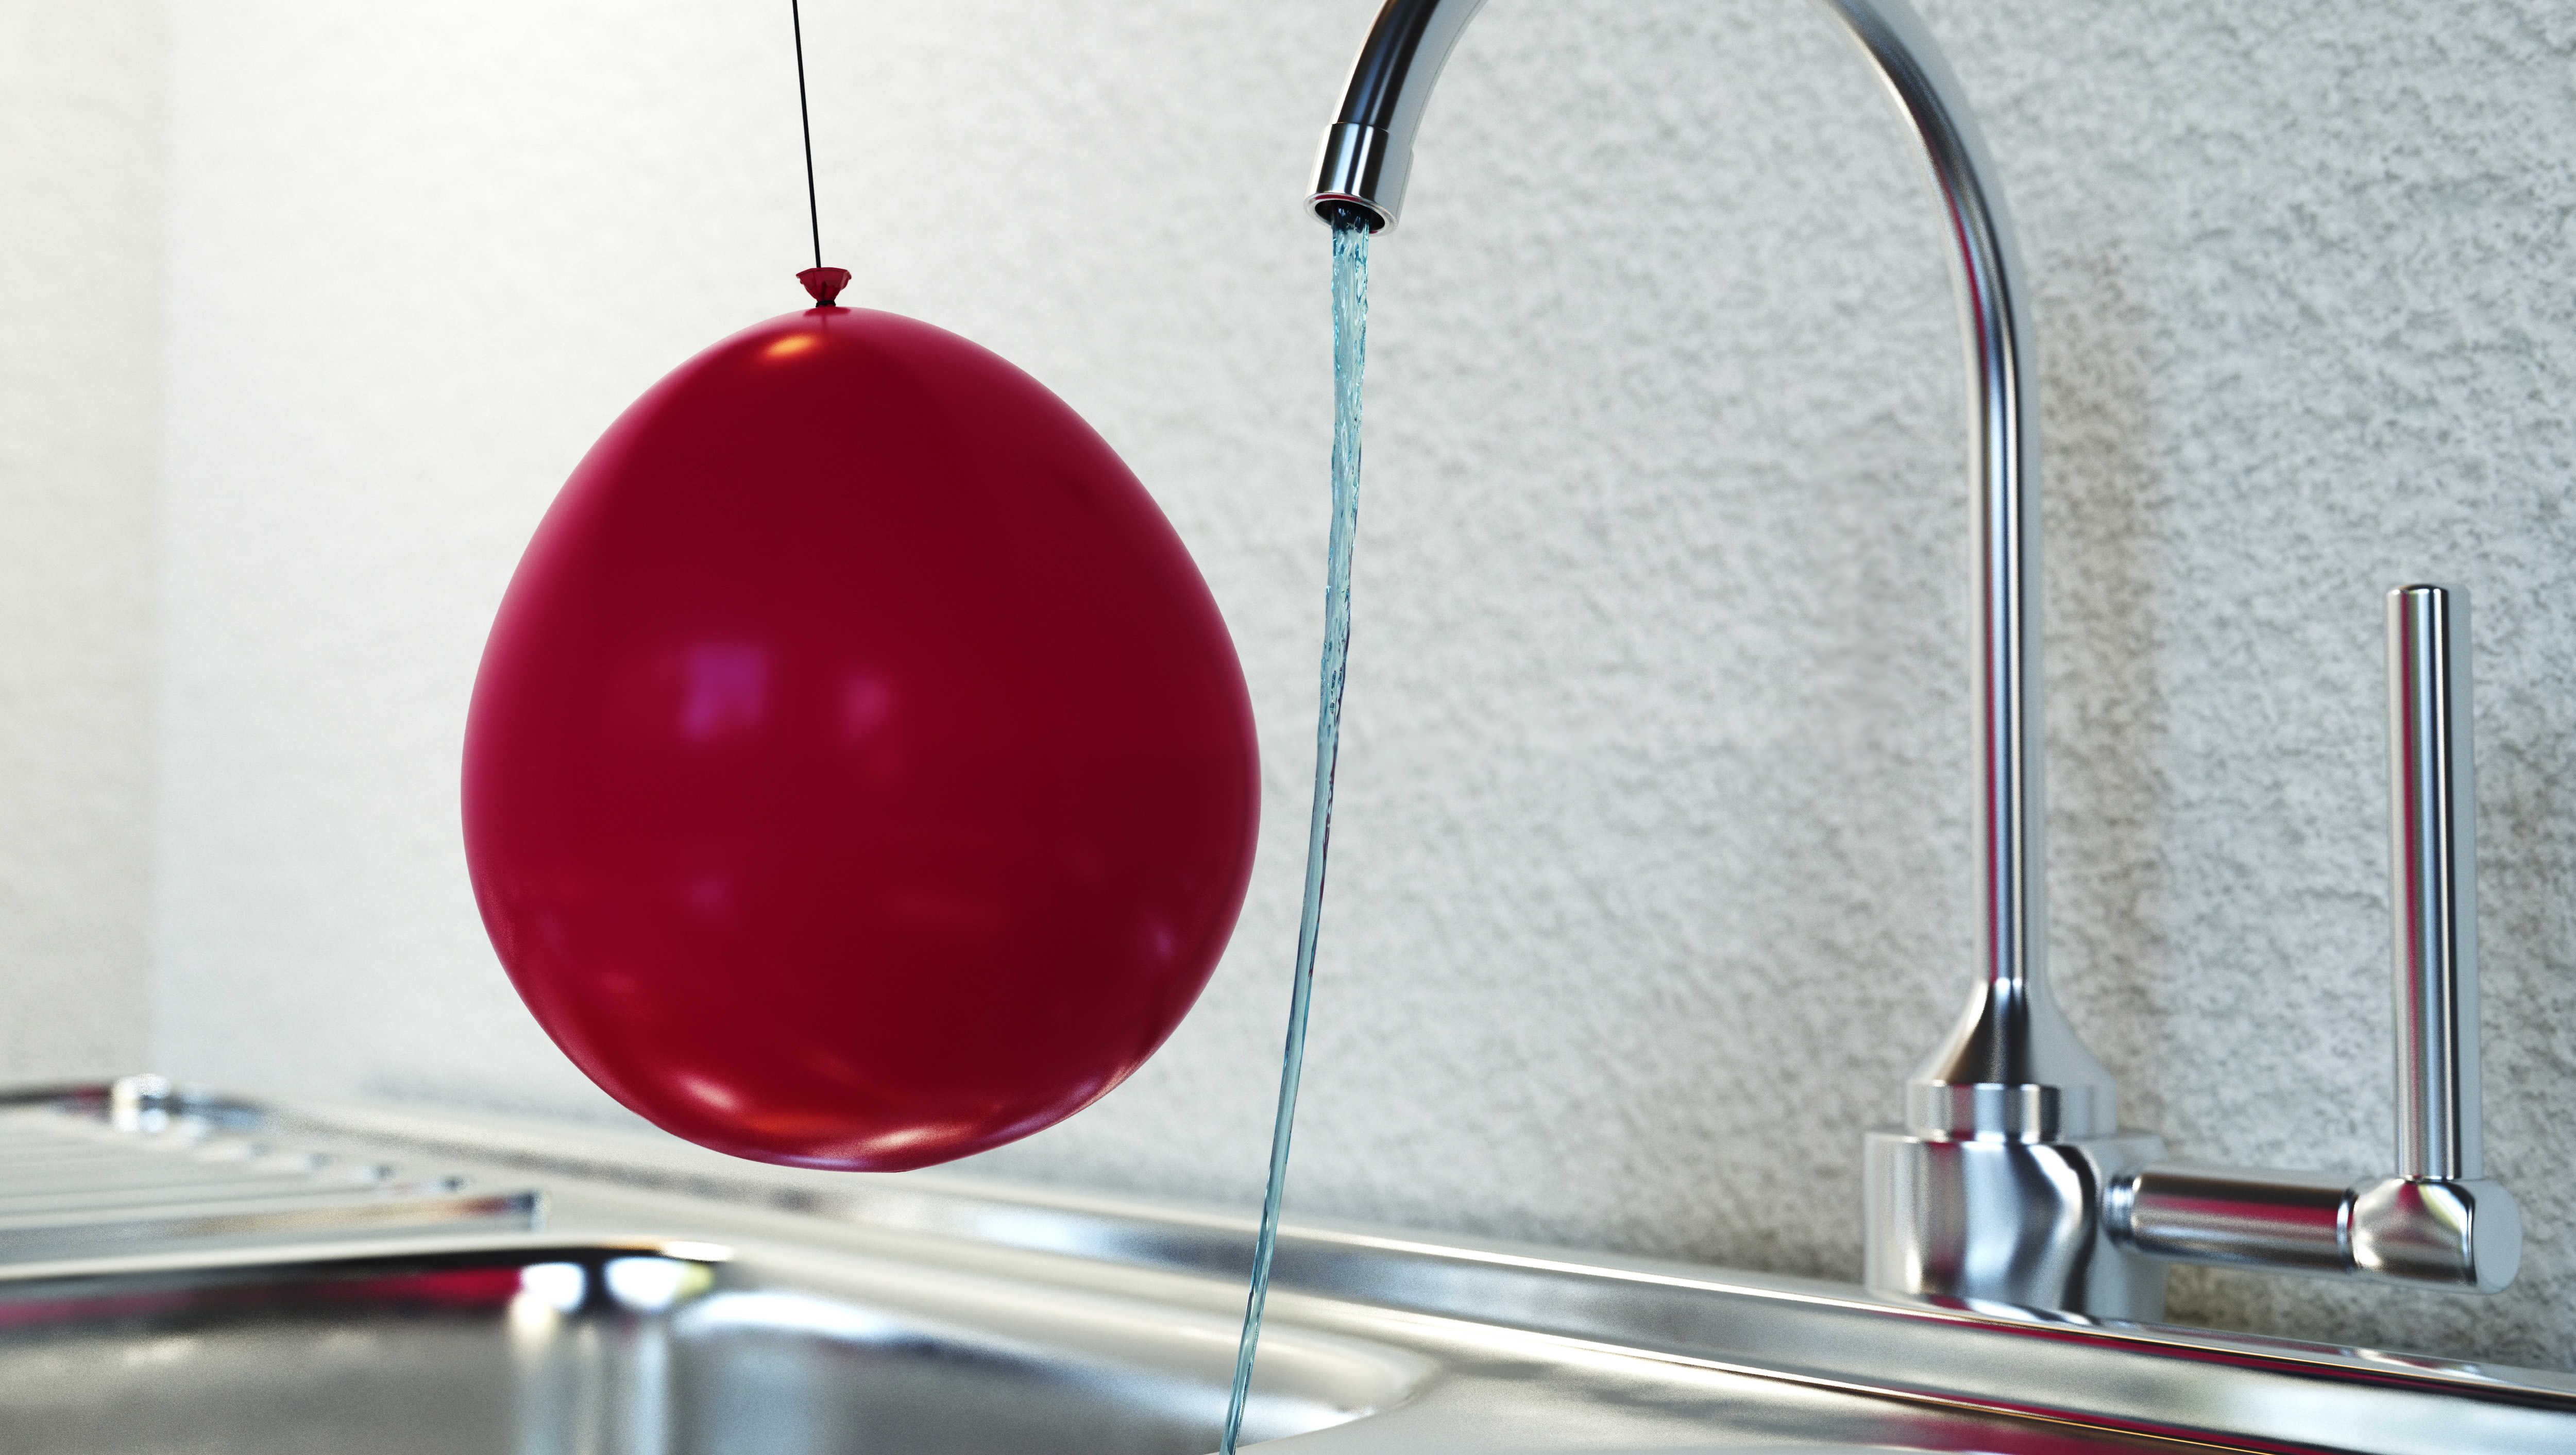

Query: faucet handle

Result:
[2105,586,2520,1293]
[2385,585,2478,1182]
[2352,585,2519,1289]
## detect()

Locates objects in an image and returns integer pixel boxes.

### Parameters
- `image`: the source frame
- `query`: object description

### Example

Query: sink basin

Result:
[0,1240,1409,1454]
[0,1086,2569,1453]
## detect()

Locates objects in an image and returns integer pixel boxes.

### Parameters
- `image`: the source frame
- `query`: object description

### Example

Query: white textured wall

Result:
[0,1,162,1081]
[134,1,2576,1367]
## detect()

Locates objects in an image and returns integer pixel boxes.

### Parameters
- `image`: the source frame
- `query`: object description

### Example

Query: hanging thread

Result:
[791,0,823,270]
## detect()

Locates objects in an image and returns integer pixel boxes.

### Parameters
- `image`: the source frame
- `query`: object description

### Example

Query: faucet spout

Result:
[1309,0,1488,234]
[1311,0,2151,1315]
[1310,0,2131,1307]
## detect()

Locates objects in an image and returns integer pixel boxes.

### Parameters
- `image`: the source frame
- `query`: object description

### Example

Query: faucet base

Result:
[1865,1127,2167,1320]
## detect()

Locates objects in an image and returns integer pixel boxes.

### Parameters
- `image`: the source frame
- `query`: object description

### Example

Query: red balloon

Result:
[463,301,1260,1171]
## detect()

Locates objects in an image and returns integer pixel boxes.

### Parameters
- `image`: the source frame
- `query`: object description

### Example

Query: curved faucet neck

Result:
[1308,0,2112,1131]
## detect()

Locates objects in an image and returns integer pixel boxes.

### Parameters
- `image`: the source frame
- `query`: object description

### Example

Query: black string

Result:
[792,0,822,269]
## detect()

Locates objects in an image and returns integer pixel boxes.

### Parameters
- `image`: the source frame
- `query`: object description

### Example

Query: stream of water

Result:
[1217,208,1371,1455]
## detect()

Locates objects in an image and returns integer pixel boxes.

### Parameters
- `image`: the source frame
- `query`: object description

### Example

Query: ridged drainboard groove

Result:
[0,1077,540,1261]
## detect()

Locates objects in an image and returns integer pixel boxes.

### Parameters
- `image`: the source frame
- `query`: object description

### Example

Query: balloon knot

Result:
[798,267,852,306]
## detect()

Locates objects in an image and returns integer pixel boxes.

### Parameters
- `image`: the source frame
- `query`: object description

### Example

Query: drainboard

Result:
[0,1089,537,1263]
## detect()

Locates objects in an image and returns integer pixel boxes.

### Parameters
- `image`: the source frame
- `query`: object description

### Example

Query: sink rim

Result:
[7,1086,2573,1455]
[272,1095,2576,1455]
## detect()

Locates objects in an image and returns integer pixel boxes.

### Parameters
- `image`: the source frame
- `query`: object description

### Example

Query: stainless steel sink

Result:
[0,1241,1408,1454]
[0,1084,2568,1453]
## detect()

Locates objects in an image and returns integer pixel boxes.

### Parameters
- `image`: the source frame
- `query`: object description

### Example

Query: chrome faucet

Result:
[1307,0,2519,1320]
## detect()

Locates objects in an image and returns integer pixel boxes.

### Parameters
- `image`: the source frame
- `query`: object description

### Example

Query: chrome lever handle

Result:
[2387,584,2479,1182]
[2107,586,2520,1293]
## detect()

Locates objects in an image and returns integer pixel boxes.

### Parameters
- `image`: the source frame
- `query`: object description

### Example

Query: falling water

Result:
[1218,208,1370,1455]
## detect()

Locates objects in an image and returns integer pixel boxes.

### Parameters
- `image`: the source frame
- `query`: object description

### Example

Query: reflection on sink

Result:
[0,1242,1417,1454]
